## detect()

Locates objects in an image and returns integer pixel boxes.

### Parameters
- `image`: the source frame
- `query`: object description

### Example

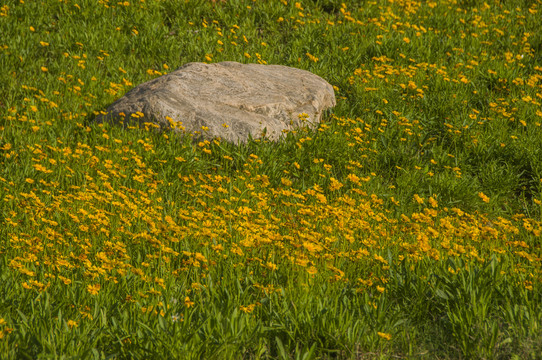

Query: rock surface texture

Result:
[95,61,336,143]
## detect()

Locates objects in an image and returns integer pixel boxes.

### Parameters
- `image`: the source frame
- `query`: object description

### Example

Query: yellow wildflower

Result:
[184,296,195,308]
[377,332,392,340]
[87,284,100,295]
[478,192,490,203]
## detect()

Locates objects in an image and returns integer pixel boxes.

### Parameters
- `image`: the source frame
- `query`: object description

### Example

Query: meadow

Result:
[1,0,541,358]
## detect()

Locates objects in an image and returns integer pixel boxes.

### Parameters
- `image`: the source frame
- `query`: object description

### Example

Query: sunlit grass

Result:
[1,0,541,358]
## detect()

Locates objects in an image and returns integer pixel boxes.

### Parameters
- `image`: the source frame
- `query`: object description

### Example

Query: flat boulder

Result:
[95,61,335,143]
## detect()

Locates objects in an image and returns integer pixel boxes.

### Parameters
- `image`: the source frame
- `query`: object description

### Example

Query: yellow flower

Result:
[303,241,323,253]
[22,282,32,290]
[240,304,256,313]
[306,52,319,62]
[478,192,490,203]
[377,332,392,340]
[195,253,207,263]
[67,320,78,329]
[329,177,343,191]
[87,284,100,295]
[347,173,360,184]
[58,276,72,285]
[184,296,195,308]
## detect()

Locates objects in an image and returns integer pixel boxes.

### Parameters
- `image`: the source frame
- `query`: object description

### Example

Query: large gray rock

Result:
[95,61,335,143]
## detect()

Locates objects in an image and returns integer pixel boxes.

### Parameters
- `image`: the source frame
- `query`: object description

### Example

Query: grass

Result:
[1,0,541,358]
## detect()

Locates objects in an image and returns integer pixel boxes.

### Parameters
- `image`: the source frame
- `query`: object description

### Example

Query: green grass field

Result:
[1,0,541,358]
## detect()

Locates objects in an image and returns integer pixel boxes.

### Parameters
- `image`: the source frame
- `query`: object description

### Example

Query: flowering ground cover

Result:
[1,0,541,358]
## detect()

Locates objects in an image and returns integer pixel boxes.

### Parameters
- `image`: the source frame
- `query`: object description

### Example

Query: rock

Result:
[95,61,335,143]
